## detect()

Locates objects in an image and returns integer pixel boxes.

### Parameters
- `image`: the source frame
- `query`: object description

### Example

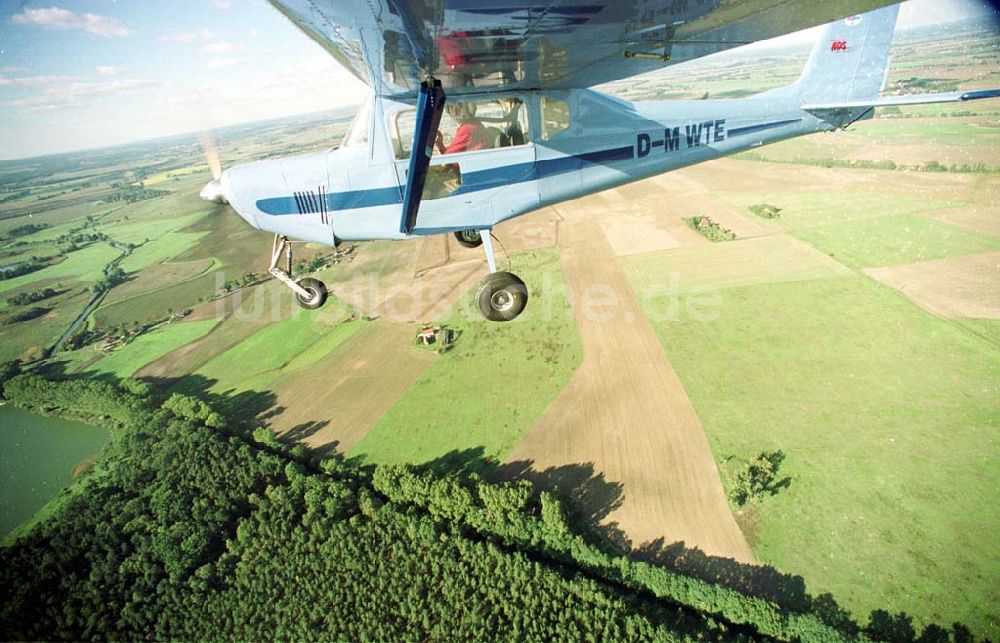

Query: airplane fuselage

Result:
[218,85,834,245]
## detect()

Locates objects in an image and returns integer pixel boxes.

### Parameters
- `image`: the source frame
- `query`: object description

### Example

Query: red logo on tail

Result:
[830,39,848,52]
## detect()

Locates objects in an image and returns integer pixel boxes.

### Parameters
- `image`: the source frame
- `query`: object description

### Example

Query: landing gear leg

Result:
[268,234,328,310]
[473,230,527,322]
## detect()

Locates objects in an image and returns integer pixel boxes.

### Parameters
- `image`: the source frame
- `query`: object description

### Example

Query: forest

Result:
[0,368,974,641]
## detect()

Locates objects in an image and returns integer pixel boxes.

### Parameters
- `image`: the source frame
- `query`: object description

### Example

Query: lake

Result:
[0,404,110,538]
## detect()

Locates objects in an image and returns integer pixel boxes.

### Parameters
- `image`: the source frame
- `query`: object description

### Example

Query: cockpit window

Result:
[341,97,372,148]
[392,97,529,160]
[541,97,570,141]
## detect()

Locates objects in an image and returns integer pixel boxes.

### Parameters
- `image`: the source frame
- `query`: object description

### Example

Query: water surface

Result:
[0,404,110,538]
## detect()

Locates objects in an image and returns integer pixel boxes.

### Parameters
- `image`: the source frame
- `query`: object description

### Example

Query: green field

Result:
[350,248,583,465]
[279,319,367,372]
[791,214,1000,269]
[712,189,960,230]
[80,318,221,379]
[103,209,209,247]
[93,272,219,328]
[118,229,211,273]
[193,311,361,394]
[0,289,91,362]
[636,273,999,635]
[0,202,112,238]
[90,198,288,329]
[853,120,1000,147]
[0,243,120,295]
[11,206,122,243]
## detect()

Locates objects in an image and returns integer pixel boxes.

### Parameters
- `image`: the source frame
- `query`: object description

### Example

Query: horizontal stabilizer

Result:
[803,88,1000,112]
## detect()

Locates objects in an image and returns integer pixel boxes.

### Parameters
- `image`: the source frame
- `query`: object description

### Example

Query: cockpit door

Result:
[387,95,537,230]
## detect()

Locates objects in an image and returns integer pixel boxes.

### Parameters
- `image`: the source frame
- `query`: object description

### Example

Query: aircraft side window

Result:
[342,97,372,148]
[541,97,570,141]
[394,109,417,160]
[391,110,464,198]
[393,99,529,161]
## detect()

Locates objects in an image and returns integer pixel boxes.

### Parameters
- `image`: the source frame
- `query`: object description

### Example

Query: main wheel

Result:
[294,277,328,309]
[474,271,528,322]
[454,229,483,248]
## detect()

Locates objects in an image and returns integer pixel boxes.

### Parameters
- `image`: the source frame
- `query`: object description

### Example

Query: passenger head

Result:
[448,102,477,122]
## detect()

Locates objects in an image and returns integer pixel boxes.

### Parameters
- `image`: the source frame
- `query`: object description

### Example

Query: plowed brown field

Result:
[507,215,754,562]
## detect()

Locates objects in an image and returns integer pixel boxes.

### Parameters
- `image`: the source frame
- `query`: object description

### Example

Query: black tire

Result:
[454,229,483,248]
[294,277,328,309]
[474,271,528,322]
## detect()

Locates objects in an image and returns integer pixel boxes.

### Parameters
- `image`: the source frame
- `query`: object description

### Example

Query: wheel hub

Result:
[491,289,514,312]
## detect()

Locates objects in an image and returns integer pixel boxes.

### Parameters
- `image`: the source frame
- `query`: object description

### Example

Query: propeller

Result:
[198,131,229,204]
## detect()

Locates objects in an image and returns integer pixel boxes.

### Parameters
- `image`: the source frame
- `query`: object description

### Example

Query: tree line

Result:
[6,287,57,307]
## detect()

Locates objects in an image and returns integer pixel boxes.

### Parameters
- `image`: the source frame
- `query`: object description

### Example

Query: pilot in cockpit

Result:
[435,103,490,155]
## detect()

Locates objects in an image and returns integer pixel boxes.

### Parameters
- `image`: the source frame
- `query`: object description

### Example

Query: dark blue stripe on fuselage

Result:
[256,145,634,215]
[451,144,634,196]
[728,118,801,138]
[258,186,403,215]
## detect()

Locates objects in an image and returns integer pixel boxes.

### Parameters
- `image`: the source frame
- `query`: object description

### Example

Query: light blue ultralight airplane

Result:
[199,0,998,321]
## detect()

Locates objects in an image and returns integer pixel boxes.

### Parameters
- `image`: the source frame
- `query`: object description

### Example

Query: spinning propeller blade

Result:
[197,131,228,204]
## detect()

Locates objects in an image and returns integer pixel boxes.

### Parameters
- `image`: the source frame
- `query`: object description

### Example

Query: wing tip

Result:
[959,89,1000,101]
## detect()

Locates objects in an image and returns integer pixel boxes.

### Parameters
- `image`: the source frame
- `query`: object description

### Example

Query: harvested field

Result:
[564,171,772,257]
[597,209,687,255]
[865,251,1000,319]
[331,209,560,322]
[695,159,981,220]
[507,216,754,562]
[269,323,434,453]
[623,234,852,295]
[921,204,1000,237]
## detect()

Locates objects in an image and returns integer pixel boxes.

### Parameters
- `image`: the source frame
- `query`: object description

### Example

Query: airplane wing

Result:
[268,0,903,99]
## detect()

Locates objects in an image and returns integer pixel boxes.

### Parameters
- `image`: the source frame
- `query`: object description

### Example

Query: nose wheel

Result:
[473,230,527,322]
[268,235,329,310]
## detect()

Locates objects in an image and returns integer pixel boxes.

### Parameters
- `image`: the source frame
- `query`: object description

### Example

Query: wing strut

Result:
[400,79,445,235]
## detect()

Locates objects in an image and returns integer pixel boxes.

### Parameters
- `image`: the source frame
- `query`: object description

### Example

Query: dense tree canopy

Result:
[0,373,971,641]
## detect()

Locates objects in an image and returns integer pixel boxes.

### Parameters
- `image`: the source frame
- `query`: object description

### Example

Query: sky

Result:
[0,0,995,161]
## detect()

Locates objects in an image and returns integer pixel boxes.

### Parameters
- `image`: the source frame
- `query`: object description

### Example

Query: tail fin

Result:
[796,5,900,105]
[795,5,1000,124]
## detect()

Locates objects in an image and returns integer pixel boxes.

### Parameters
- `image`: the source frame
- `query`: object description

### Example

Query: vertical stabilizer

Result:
[796,4,900,105]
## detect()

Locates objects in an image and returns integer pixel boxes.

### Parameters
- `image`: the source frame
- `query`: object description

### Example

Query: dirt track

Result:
[507,215,755,562]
